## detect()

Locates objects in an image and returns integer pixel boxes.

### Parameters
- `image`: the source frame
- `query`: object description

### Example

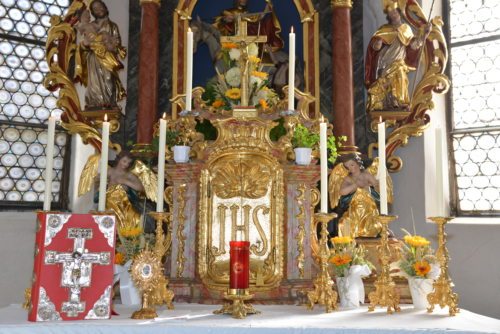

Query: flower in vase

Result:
[329,237,371,277]
[114,252,126,265]
[413,260,431,277]
[249,55,261,64]
[212,99,225,108]
[248,42,259,57]
[229,48,241,61]
[395,230,439,279]
[222,42,238,49]
[226,67,241,87]
[225,87,241,100]
[258,98,268,110]
[251,70,268,80]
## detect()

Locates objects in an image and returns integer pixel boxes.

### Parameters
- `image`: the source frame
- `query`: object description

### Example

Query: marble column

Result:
[331,0,356,152]
[137,0,160,144]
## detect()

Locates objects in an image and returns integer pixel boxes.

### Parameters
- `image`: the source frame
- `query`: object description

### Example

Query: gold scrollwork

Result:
[330,0,353,8]
[295,184,306,279]
[176,184,187,278]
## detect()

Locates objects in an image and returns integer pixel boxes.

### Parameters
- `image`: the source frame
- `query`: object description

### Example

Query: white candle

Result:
[320,116,328,213]
[288,27,295,111]
[43,115,56,211]
[98,114,110,212]
[378,118,388,215]
[435,127,444,216]
[156,114,167,212]
[185,28,193,111]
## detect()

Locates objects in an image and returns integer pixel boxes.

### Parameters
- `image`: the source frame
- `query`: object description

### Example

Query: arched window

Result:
[0,0,70,209]
[447,0,500,215]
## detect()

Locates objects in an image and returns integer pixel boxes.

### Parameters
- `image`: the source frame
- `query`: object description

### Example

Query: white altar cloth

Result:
[0,303,498,334]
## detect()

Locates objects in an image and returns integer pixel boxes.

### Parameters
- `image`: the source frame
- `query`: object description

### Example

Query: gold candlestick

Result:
[427,216,459,316]
[130,212,174,319]
[368,214,401,314]
[306,212,338,313]
[214,288,261,319]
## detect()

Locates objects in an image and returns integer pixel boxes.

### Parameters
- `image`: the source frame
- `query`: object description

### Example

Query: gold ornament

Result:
[427,217,460,316]
[368,215,401,314]
[306,212,338,313]
[214,289,261,319]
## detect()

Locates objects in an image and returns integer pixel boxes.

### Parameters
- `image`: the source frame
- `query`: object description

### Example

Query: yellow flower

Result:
[119,226,142,238]
[222,42,238,49]
[329,254,352,266]
[212,99,225,108]
[259,99,268,110]
[404,235,430,247]
[413,260,431,277]
[340,254,352,265]
[114,252,125,265]
[331,236,353,245]
[249,55,261,63]
[225,87,241,100]
[251,71,268,79]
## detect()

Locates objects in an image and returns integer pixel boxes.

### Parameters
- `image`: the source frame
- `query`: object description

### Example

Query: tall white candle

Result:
[288,27,296,111]
[320,116,328,213]
[435,127,444,216]
[98,114,110,212]
[43,115,56,211]
[185,28,193,111]
[156,114,167,212]
[377,119,388,215]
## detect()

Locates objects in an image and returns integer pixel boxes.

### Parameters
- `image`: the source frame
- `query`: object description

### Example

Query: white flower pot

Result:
[114,263,141,306]
[294,147,312,165]
[336,276,360,308]
[408,277,434,309]
[173,145,190,163]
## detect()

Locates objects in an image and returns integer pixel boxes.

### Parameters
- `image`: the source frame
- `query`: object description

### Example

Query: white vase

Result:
[294,147,312,165]
[173,145,190,163]
[114,263,141,306]
[336,276,361,308]
[408,277,434,309]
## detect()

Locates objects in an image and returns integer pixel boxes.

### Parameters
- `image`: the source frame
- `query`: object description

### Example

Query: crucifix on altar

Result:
[220,13,267,109]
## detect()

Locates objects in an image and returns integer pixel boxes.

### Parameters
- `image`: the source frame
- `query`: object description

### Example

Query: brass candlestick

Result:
[214,288,261,319]
[306,212,338,313]
[427,216,459,316]
[368,214,401,314]
[130,212,174,319]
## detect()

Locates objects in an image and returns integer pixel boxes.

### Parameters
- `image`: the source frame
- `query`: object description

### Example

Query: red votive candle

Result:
[229,241,250,289]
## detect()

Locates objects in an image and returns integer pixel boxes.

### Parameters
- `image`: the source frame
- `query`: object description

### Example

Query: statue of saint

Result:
[328,154,393,238]
[75,0,126,110]
[213,0,284,52]
[364,1,430,111]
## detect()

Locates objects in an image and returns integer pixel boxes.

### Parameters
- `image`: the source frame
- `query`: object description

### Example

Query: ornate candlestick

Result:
[368,215,401,314]
[306,212,338,313]
[214,241,260,319]
[427,216,459,316]
[130,212,174,319]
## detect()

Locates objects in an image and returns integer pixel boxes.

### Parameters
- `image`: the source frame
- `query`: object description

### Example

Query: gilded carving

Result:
[176,184,187,278]
[295,184,306,279]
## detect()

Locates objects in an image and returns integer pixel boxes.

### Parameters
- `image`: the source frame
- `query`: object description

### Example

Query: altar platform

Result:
[1,303,499,334]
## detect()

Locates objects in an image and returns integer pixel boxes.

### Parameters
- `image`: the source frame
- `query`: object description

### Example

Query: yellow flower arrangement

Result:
[221,42,238,49]
[225,87,241,100]
[117,225,145,263]
[251,70,268,79]
[397,230,438,279]
[249,55,261,63]
[114,252,126,265]
[259,98,268,110]
[119,226,143,238]
[212,99,225,108]
[329,237,371,277]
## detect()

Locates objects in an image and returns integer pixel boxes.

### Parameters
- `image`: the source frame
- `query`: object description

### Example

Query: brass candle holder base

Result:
[214,289,261,319]
[368,214,401,314]
[427,216,459,316]
[307,212,338,313]
[131,303,158,320]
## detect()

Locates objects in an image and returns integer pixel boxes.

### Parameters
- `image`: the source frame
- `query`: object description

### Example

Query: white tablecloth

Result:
[0,303,499,334]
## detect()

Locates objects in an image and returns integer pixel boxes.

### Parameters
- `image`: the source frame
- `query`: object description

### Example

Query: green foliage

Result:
[164,129,181,148]
[291,124,319,148]
[327,135,347,164]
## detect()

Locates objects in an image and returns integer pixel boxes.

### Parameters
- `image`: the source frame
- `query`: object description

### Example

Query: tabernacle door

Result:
[199,150,284,292]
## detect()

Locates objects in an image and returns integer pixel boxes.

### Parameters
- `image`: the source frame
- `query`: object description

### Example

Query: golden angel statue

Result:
[79,150,160,233]
[364,0,431,111]
[328,154,393,238]
[75,0,126,110]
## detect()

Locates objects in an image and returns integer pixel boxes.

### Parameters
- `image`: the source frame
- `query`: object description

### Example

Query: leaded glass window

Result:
[448,0,500,215]
[0,0,70,209]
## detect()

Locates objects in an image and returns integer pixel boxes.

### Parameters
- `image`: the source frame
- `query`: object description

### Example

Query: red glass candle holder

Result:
[229,241,250,289]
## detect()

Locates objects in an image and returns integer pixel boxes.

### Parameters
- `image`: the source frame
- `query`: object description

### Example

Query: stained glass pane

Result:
[452,131,500,213]
[450,0,500,43]
[0,124,67,203]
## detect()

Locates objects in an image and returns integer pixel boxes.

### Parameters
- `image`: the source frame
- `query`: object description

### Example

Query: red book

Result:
[28,212,116,321]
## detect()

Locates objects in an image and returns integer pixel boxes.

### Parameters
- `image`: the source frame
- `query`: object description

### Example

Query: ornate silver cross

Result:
[45,228,110,317]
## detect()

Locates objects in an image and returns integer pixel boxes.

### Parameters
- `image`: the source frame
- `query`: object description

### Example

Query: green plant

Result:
[327,135,347,164]
[291,124,319,148]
